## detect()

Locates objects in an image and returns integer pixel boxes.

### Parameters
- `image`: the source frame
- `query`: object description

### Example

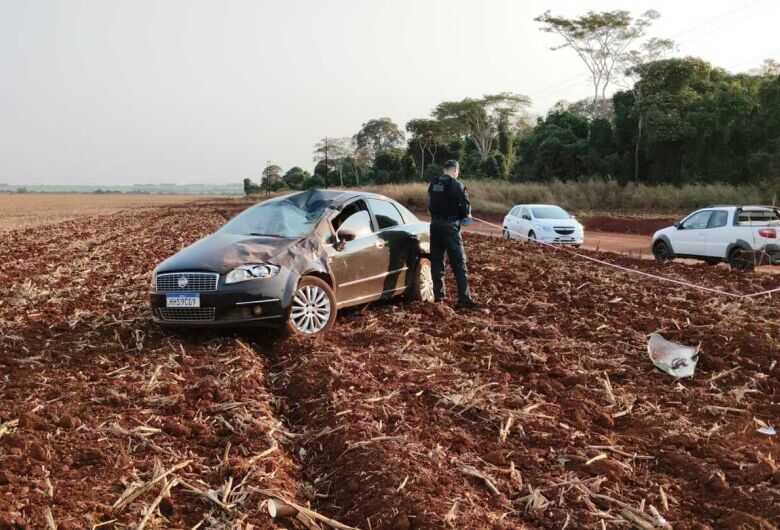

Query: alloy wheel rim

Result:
[290,285,331,334]
[419,264,435,302]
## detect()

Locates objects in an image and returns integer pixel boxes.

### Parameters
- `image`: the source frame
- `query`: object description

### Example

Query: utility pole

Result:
[266,160,271,197]
[324,137,329,188]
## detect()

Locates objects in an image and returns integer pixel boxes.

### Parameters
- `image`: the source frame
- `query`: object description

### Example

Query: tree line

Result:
[245,9,780,195]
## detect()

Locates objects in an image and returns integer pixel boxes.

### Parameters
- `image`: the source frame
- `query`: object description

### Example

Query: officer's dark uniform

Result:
[428,173,473,304]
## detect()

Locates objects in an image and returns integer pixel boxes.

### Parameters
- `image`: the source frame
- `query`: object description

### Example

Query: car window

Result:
[220,195,328,238]
[707,210,728,228]
[681,211,712,230]
[393,202,418,224]
[510,207,518,217]
[520,208,529,219]
[531,206,570,219]
[332,200,373,239]
[368,199,404,230]
[738,209,780,224]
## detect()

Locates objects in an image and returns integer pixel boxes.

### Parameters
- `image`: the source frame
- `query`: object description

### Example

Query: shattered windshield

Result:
[532,206,570,220]
[220,192,332,238]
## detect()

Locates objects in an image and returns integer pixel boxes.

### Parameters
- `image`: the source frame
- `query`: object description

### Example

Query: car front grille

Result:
[156,272,218,292]
[554,227,575,235]
[158,307,216,322]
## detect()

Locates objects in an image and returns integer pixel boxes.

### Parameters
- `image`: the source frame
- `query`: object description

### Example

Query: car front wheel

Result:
[653,240,673,263]
[286,276,337,336]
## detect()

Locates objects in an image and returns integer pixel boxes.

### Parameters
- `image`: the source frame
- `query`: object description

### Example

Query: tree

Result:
[751,58,780,77]
[621,37,676,180]
[313,137,351,187]
[243,178,262,196]
[406,119,449,180]
[433,93,531,160]
[283,166,309,190]
[260,164,284,193]
[535,9,667,116]
[353,118,405,162]
[350,145,372,186]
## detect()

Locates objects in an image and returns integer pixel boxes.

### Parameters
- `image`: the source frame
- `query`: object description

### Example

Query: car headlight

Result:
[225,264,280,284]
[540,225,553,232]
[150,272,156,291]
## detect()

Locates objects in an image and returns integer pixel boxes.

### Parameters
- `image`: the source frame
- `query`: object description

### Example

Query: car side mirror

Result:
[334,228,356,251]
[523,215,531,221]
[338,228,357,242]
[674,223,682,229]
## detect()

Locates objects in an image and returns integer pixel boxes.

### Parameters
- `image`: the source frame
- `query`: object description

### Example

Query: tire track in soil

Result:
[3,201,779,529]
[253,234,779,529]
[1,207,310,529]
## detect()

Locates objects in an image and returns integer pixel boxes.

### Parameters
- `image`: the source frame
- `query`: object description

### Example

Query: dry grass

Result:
[0,193,210,231]
[364,179,780,216]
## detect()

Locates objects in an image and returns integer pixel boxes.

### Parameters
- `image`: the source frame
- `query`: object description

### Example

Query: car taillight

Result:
[758,228,777,238]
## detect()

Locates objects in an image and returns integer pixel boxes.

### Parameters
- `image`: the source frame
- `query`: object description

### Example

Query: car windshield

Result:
[220,193,331,238]
[532,206,570,220]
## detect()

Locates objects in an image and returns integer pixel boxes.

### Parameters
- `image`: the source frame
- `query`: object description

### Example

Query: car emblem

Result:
[177,276,189,288]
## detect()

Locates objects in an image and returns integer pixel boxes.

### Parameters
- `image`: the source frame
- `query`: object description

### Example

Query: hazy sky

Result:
[2,0,778,185]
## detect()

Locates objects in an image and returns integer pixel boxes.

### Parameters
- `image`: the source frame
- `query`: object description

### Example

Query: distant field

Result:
[0,193,212,231]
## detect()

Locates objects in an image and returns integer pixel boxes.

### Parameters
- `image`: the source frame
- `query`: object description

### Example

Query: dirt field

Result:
[1,200,779,529]
[0,193,212,231]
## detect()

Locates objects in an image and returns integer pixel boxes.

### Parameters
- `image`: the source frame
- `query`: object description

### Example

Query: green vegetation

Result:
[366,179,779,216]
[247,9,778,203]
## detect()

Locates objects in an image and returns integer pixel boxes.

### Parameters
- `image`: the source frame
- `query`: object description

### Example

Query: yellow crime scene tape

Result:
[470,216,780,300]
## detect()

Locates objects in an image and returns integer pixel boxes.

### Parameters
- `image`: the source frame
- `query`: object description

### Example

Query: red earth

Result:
[1,200,778,529]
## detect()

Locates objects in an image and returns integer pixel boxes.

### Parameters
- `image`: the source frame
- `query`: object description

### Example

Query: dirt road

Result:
[467,223,652,255]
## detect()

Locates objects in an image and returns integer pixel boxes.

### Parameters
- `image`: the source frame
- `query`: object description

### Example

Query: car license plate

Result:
[166,293,200,308]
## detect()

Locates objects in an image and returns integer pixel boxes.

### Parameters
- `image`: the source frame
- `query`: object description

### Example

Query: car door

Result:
[518,207,532,237]
[505,207,518,238]
[327,199,386,307]
[366,198,412,297]
[704,209,730,257]
[674,210,712,256]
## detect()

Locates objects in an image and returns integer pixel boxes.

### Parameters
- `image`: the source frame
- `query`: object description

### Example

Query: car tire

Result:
[407,257,435,303]
[285,276,337,336]
[503,229,510,240]
[728,247,755,272]
[528,231,537,244]
[653,240,673,263]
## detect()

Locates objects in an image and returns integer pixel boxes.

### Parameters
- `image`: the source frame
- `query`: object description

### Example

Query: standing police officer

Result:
[428,160,478,309]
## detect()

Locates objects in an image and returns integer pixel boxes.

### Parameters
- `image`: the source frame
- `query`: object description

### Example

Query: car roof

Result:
[513,204,565,209]
[269,189,395,210]
[704,205,778,210]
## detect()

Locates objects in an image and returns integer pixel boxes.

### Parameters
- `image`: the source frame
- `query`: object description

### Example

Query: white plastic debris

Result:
[757,426,776,436]
[647,333,699,379]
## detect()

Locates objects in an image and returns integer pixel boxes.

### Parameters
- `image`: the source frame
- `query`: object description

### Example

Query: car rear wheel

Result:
[286,276,336,336]
[728,248,755,272]
[653,240,673,263]
[407,257,435,303]
[528,230,537,244]
[503,229,510,240]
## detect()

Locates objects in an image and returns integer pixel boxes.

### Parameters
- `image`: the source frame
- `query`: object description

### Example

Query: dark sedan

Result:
[150,190,434,336]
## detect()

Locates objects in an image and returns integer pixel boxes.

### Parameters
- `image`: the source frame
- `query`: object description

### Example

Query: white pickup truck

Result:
[652,205,780,271]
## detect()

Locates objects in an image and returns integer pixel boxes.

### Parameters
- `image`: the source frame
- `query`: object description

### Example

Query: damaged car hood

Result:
[155,232,308,274]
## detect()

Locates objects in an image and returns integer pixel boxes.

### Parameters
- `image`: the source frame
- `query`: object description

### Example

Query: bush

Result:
[364,177,780,216]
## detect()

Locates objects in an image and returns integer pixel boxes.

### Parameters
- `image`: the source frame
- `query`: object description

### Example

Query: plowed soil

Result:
[1,200,779,530]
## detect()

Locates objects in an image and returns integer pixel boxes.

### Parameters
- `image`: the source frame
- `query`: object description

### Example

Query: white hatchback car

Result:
[503,204,584,246]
